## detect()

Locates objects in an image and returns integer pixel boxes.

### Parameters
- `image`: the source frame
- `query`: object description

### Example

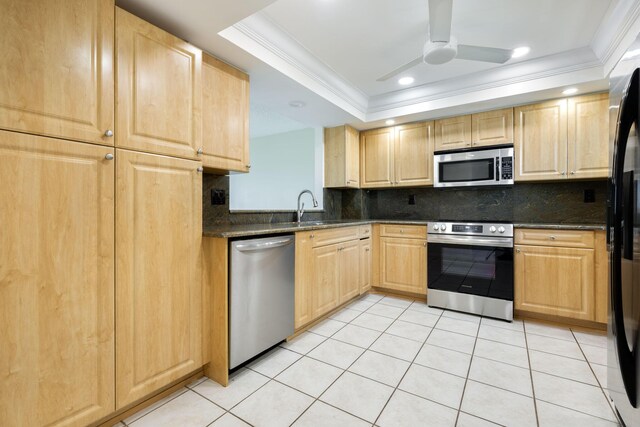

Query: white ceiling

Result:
[117,0,640,131]
[263,0,611,96]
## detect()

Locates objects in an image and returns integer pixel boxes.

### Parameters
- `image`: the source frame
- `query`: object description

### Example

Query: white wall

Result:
[230,127,324,211]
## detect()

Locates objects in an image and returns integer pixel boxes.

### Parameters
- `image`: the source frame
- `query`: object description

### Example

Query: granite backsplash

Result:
[203,173,607,227]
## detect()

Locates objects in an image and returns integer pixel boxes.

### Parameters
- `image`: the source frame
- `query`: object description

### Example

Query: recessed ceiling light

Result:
[398,76,415,86]
[511,46,530,59]
[385,119,395,125]
[289,100,306,108]
[562,87,579,95]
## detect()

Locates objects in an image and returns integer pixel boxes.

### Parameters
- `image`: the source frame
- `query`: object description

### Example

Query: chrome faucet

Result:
[297,189,318,223]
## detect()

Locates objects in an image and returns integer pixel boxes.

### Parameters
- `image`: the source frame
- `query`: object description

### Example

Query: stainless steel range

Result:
[427,221,514,321]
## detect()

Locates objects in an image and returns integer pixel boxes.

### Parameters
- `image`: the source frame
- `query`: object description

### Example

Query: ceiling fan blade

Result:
[456,45,512,63]
[376,56,423,82]
[428,0,453,42]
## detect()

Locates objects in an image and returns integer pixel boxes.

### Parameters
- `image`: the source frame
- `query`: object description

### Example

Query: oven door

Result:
[427,236,514,301]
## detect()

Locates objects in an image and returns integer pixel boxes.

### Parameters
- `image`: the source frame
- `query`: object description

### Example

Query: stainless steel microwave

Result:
[434,145,514,188]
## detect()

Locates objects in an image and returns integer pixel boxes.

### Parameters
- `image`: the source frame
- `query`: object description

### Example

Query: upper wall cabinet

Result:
[434,115,471,151]
[325,125,360,188]
[0,0,114,145]
[201,53,250,173]
[514,94,608,182]
[567,93,609,179]
[472,108,514,147]
[116,8,202,160]
[361,122,434,188]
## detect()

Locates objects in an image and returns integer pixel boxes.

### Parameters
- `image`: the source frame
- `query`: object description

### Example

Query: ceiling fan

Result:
[377,0,516,81]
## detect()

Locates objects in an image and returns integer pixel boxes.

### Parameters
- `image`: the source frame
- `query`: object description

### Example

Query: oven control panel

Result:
[428,222,514,238]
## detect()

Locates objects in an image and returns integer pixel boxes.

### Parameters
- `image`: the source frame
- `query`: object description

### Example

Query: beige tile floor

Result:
[116,293,620,427]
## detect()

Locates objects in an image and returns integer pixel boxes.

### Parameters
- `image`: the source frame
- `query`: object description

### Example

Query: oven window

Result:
[439,158,494,183]
[427,243,514,300]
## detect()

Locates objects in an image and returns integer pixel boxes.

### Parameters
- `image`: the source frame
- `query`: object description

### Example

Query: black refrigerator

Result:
[608,34,640,427]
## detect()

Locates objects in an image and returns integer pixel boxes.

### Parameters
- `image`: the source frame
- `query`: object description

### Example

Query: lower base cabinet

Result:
[360,239,372,293]
[115,149,203,408]
[377,225,427,295]
[0,131,115,427]
[514,229,607,323]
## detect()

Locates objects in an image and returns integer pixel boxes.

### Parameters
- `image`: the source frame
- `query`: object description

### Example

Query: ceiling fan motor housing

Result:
[423,37,458,65]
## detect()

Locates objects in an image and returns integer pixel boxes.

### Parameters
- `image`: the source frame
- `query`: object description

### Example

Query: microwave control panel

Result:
[501,157,513,180]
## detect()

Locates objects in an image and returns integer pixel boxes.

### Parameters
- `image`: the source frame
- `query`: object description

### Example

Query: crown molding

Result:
[219,13,369,120]
[590,0,640,75]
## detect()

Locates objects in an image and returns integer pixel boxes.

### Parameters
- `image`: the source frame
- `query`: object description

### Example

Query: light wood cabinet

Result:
[0,0,114,145]
[568,93,609,179]
[515,245,595,320]
[295,232,314,329]
[311,244,341,319]
[472,108,514,147]
[514,228,607,324]
[360,127,394,188]
[115,149,202,408]
[0,131,115,427]
[361,122,434,188]
[514,99,568,181]
[394,122,435,186]
[201,53,250,173]
[339,240,361,303]
[379,234,427,295]
[515,94,608,182]
[116,8,202,160]
[360,239,372,294]
[435,115,472,151]
[325,125,360,188]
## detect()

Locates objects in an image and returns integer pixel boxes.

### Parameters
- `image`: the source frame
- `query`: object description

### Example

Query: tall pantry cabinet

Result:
[0,2,205,425]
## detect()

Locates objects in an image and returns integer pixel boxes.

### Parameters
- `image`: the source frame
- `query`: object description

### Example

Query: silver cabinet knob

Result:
[489,226,497,233]
[365,248,370,252]
[197,167,203,173]
[246,164,251,169]
[550,235,556,240]
[104,130,114,137]
[516,248,521,253]
[498,226,506,234]
[105,153,114,160]
[570,171,575,175]
[400,229,404,233]
[560,171,566,175]
[197,147,203,155]
[310,234,315,238]
[423,242,427,247]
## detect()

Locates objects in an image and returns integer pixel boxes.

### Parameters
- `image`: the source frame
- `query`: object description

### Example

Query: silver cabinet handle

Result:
[105,153,114,160]
[197,147,203,155]
[197,167,203,173]
[104,129,114,137]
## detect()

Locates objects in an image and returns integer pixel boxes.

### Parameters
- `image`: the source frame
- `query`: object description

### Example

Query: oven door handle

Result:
[428,234,513,248]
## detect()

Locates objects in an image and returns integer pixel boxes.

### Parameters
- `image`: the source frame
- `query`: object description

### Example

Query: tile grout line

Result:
[522,321,541,427]
[452,315,482,426]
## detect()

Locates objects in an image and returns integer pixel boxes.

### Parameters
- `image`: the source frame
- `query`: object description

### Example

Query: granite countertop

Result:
[513,223,606,231]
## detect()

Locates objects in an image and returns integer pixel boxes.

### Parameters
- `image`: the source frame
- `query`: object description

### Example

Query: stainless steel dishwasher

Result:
[229,234,295,369]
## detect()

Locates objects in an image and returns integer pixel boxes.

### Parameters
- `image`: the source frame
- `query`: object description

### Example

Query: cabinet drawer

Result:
[380,224,427,239]
[359,225,372,239]
[515,229,594,248]
[310,226,360,247]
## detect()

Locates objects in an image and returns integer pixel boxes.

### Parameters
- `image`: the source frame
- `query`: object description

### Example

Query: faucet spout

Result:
[297,189,318,223]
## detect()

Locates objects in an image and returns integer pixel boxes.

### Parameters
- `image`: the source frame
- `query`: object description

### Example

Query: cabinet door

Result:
[116,8,201,160]
[379,237,427,294]
[514,100,568,181]
[324,125,360,188]
[472,108,513,147]
[294,232,314,329]
[515,245,595,320]
[360,127,394,188]
[116,149,202,408]
[0,131,114,427]
[339,240,361,303]
[434,115,471,151]
[394,121,434,187]
[360,240,372,294]
[594,231,609,324]
[311,245,340,318]
[567,93,609,179]
[202,54,250,173]
[0,0,114,145]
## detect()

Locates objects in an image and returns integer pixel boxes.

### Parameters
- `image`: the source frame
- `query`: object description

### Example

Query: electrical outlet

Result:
[408,194,416,205]
[211,189,226,205]
[584,189,595,203]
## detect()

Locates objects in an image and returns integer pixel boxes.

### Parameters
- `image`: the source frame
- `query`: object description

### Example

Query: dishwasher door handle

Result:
[235,237,294,252]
